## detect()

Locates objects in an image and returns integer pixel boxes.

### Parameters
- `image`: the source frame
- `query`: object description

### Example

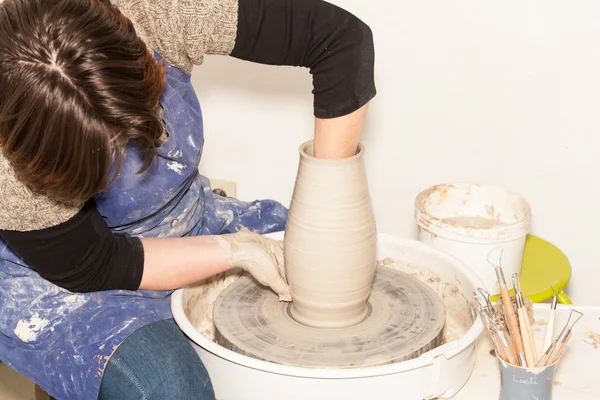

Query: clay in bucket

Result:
[415,183,532,294]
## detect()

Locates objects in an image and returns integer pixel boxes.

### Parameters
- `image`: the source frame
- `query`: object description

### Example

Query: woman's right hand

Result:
[138,231,291,298]
[217,231,291,301]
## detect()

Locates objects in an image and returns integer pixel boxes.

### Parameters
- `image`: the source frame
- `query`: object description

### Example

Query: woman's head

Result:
[0,0,166,202]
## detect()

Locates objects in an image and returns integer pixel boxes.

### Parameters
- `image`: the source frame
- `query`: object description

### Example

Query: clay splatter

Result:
[14,313,49,343]
[586,331,600,349]
[166,160,185,175]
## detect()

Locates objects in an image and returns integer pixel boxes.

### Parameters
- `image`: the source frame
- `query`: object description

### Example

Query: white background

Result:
[193,0,600,305]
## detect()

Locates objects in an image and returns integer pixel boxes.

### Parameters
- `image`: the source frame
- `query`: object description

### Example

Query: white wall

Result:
[194,1,600,305]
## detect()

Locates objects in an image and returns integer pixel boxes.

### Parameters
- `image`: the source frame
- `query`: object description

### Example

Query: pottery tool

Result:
[488,310,518,365]
[488,249,527,367]
[475,290,508,362]
[474,288,518,365]
[474,288,496,322]
[491,325,518,365]
[475,306,506,361]
[548,331,572,365]
[541,280,561,355]
[536,309,583,367]
[513,273,537,366]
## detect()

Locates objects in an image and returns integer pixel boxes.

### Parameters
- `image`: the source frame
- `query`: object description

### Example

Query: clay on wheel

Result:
[284,141,377,328]
[213,266,446,368]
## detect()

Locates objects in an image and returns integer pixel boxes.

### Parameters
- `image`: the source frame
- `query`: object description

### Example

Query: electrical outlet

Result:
[210,179,237,198]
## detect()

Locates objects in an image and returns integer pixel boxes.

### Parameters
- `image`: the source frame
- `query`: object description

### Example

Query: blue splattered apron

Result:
[0,54,287,400]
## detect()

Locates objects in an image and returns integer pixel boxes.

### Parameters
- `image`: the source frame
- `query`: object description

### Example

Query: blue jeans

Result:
[98,319,215,400]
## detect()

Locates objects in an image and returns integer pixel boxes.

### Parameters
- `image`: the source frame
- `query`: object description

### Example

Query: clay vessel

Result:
[284,140,377,328]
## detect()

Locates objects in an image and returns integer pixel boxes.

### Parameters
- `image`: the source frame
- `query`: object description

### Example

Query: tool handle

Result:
[499,284,526,364]
[526,319,539,366]
[546,340,565,366]
[498,333,519,365]
[542,309,556,354]
[523,310,538,365]
[549,331,573,365]
[492,333,509,363]
[536,343,555,367]
[483,321,508,363]
[518,307,536,367]
[494,323,519,366]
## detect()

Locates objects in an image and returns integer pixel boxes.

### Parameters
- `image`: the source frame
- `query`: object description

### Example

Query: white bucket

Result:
[414,183,532,295]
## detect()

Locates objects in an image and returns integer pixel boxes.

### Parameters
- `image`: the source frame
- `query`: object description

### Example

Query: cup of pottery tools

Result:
[497,356,557,400]
[477,263,583,400]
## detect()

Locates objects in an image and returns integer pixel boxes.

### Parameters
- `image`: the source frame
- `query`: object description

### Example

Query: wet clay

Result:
[587,331,600,349]
[283,141,377,328]
[182,256,474,351]
[214,232,291,301]
[213,266,445,368]
[377,257,474,343]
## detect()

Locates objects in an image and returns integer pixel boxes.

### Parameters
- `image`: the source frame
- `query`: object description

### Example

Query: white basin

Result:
[171,232,485,400]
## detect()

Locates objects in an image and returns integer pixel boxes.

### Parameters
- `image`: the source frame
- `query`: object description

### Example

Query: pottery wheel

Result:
[213,266,446,368]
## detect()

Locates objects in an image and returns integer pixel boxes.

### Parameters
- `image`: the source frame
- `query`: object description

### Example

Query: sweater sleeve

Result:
[0,151,82,232]
[112,0,376,118]
[0,152,144,293]
[0,201,145,293]
[111,0,239,72]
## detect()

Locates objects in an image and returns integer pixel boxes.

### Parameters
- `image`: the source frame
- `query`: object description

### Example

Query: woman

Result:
[0,0,375,398]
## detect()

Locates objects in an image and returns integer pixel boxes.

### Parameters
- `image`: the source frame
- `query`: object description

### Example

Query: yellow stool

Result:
[520,234,572,304]
[491,234,572,304]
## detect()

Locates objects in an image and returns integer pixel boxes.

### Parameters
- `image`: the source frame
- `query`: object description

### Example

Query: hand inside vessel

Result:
[217,231,291,301]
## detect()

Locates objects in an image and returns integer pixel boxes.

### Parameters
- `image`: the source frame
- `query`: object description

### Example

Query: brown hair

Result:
[0,0,166,202]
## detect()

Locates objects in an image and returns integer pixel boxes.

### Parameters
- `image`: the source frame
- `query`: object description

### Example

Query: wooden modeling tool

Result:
[490,314,518,365]
[474,289,518,365]
[475,290,509,363]
[513,273,537,366]
[536,309,583,367]
[548,331,572,365]
[474,291,504,361]
[488,248,527,367]
[476,304,507,362]
[542,280,561,356]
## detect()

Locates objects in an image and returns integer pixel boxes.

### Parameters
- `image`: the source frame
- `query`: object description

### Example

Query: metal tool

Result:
[476,288,494,310]
[547,331,573,365]
[488,310,519,365]
[541,280,562,355]
[475,290,507,362]
[488,248,527,367]
[474,288,518,365]
[536,309,583,367]
[513,273,537,366]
